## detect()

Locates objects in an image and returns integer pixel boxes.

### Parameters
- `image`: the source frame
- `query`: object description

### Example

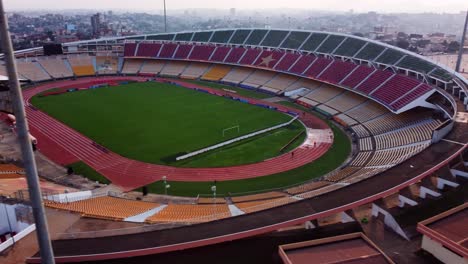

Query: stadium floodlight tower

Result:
[0,0,55,263]
[162,175,170,195]
[455,9,468,73]
[163,0,167,33]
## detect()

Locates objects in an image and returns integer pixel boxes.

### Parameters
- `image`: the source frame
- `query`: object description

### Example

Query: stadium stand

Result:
[365,143,429,167]
[239,48,262,65]
[362,111,433,135]
[146,204,231,223]
[45,196,158,221]
[122,59,144,74]
[316,104,340,115]
[372,75,421,104]
[221,67,254,84]
[67,55,95,76]
[340,65,376,88]
[159,43,178,58]
[355,70,394,95]
[235,197,295,214]
[391,84,433,109]
[284,79,322,92]
[173,44,194,59]
[324,91,367,112]
[351,124,371,138]
[374,120,440,149]
[224,47,247,63]
[318,60,357,84]
[189,45,216,61]
[253,50,284,68]
[242,70,277,88]
[345,101,388,123]
[289,54,317,75]
[160,61,189,77]
[274,52,301,72]
[285,181,331,195]
[303,84,343,103]
[350,151,373,167]
[324,167,361,182]
[210,46,232,62]
[359,137,373,151]
[95,56,118,74]
[297,97,320,107]
[139,60,166,74]
[334,114,359,126]
[13,29,468,263]
[37,57,74,79]
[304,57,333,78]
[201,64,232,81]
[136,43,162,57]
[261,74,298,93]
[180,62,210,79]
[16,60,51,81]
[124,43,137,57]
[0,164,24,173]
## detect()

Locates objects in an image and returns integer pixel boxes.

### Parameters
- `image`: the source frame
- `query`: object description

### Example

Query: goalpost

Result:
[222,125,240,137]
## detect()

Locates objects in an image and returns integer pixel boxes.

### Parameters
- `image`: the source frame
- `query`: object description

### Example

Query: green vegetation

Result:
[185,80,272,99]
[35,81,351,196]
[173,120,306,167]
[31,81,302,167]
[140,122,350,197]
[69,161,110,184]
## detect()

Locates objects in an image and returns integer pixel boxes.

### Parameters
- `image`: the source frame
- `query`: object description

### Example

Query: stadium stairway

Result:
[124,204,168,223]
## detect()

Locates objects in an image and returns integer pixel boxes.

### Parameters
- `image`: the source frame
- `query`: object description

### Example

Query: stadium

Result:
[0,28,467,263]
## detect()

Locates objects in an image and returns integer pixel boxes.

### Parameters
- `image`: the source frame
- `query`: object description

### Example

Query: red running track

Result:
[22,76,332,191]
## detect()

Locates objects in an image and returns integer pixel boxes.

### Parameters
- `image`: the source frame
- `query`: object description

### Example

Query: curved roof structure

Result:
[63,29,468,85]
[57,29,467,115]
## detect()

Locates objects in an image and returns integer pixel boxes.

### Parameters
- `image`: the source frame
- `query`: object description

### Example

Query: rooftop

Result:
[278,233,394,264]
[417,202,468,258]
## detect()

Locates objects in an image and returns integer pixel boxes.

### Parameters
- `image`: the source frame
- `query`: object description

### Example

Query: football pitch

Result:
[31,81,305,167]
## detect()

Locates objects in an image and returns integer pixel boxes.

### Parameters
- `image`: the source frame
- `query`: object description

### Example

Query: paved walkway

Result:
[124,205,168,223]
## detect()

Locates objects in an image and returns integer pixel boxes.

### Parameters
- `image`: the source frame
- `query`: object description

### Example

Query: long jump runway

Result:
[22,77,332,191]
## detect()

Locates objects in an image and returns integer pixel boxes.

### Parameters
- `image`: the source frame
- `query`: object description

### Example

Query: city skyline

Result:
[3,0,468,13]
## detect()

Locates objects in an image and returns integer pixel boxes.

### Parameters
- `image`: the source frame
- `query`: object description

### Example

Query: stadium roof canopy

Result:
[63,28,467,86]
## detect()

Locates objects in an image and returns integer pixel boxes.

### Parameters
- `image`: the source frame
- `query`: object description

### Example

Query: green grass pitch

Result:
[31,81,305,167]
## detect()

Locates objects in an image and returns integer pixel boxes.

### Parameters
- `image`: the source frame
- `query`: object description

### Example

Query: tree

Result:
[396,39,410,50]
[447,41,460,52]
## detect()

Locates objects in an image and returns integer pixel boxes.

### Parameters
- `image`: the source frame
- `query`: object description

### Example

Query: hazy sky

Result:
[3,0,467,13]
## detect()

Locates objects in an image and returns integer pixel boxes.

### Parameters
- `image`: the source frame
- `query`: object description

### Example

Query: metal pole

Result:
[0,1,55,263]
[3,203,14,244]
[163,0,167,33]
[455,10,468,73]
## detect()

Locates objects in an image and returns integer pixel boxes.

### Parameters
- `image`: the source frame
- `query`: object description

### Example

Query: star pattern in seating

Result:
[259,54,276,67]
